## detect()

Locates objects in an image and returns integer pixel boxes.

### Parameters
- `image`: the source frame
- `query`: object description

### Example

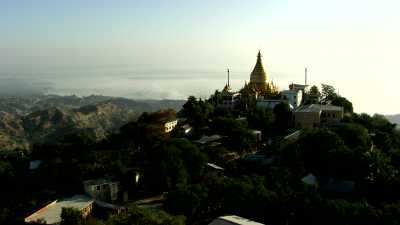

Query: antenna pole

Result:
[227,68,230,86]
[305,67,308,86]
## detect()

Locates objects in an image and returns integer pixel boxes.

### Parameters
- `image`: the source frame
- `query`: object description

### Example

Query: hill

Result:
[0,95,185,150]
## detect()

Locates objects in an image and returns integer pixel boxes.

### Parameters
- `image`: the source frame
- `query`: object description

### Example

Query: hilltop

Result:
[0,95,184,150]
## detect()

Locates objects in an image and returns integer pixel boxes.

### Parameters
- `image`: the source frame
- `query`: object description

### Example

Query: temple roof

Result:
[250,51,268,85]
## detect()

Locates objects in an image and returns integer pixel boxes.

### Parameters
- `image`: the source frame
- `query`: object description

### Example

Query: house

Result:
[244,152,276,166]
[209,215,264,225]
[289,83,308,92]
[164,119,178,133]
[83,178,119,202]
[25,195,94,225]
[294,104,344,128]
[194,135,224,145]
[205,163,225,178]
[219,92,240,109]
[29,160,42,171]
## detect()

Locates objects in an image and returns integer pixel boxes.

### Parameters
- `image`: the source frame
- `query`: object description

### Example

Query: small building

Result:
[164,119,178,133]
[281,89,303,108]
[294,104,344,128]
[29,160,42,171]
[289,83,308,92]
[284,130,301,141]
[209,215,264,225]
[194,135,224,145]
[217,84,240,109]
[25,195,93,225]
[83,178,119,202]
[181,124,193,135]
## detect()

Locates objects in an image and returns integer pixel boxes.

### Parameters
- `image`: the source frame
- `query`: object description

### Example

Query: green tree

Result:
[320,84,337,104]
[331,96,353,113]
[333,123,371,149]
[145,139,207,191]
[107,206,185,225]
[304,85,321,104]
[60,207,82,225]
[165,184,208,221]
[273,102,293,134]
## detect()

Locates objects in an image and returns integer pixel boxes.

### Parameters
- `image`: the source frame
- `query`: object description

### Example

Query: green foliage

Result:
[247,107,274,135]
[366,149,398,183]
[61,207,82,225]
[145,138,207,191]
[320,84,338,104]
[298,129,356,178]
[331,96,353,113]
[210,117,256,152]
[165,184,208,219]
[106,206,185,225]
[181,96,214,128]
[333,123,371,149]
[304,85,321,104]
[273,102,293,133]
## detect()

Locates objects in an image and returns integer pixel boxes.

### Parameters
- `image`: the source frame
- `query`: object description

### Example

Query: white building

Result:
[281,89,303,108]
[164,119,178,133]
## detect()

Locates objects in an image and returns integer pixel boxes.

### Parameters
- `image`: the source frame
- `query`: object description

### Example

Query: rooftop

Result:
[194,135,224,144]
[25,195,93,225]
[296,104,343,113]
[83,177,118,186]
[209,215,264,225]
[207,163,224,171]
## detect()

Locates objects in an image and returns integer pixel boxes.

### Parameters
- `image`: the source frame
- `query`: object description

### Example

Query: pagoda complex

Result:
[242,51,278,97]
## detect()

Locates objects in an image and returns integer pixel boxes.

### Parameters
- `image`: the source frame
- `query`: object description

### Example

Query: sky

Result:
[0,0,399,114]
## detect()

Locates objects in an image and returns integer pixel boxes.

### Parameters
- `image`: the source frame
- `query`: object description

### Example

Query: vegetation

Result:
[1,87,400,225]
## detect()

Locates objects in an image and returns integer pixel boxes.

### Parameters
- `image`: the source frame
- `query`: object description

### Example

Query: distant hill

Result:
[0,95,185,150]
[0,95,184,115]
[386,114,400,129]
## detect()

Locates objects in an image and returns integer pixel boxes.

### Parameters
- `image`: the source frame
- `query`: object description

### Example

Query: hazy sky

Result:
[1,0,399,114]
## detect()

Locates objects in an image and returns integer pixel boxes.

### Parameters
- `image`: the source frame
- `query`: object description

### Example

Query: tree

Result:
[298,129,352,177]
[145,139,207,191]
[304,85,320,104]
[247,107,274,133]
[331,96,353,113]
[165,184,208,221]
[107,206,185,225]
[320,84,337,104]
[60,207,82,225]
[273,102,293,134]
[333,123,370,149]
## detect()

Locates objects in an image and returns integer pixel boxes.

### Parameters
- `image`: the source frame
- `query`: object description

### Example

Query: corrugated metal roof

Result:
[25,195,93,225]
[209,215,264,225]
[296,104,343,113]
